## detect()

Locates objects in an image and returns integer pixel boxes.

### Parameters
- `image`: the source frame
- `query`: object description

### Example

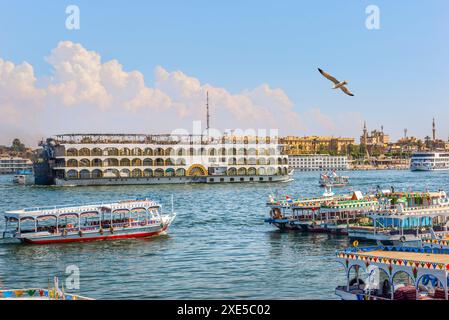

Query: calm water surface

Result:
[0,170,447,299]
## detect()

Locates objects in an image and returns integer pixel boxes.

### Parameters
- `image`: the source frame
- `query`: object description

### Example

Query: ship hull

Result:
[54,174,292,186]
[20,225,168,245]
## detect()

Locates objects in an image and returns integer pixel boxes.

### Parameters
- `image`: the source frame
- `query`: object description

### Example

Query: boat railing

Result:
[20,199,160,214]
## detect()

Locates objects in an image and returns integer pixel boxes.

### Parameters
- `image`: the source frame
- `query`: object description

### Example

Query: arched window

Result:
[209,148,216,156]
[165,148,175,156]
[165,158,175,166]
[165,168,175,177]
[132,158,142,166]
[79,169,90,179]
[120,169,131,177]
[144,148,153,156]
[176,158,186,166]
[67,170,78,179]
[143,158,153,167]
[120,158,130,166]
[92,169,103,178]
[248,167,257,175]
[66,148,78,157]
[67,159,78,167]
[177,148,187,156]
[79,159,90,167]
[154,169,164,177]
[104,148,118,156]
[155,148,164,156]
[132,169,142,177]
[227,167,237,176]
[91,148,102,157]
[78,148,90,156]
[131,148,142,156]
[104,158,119,166]
[237,167,247,175]
[155,158,164,166]
[175,168,186,176]
[119,148,131,156]
[228,158,237,165]
[143,169,153,177]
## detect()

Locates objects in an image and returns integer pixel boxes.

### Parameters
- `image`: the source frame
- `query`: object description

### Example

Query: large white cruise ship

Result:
[410,152,449,171]
[34,134,292,186]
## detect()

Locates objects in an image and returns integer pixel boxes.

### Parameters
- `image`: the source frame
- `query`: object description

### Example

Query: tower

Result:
[206,91,210,133]
[363,121,368,144]
[432,118,436,141]
[404,128,407,138]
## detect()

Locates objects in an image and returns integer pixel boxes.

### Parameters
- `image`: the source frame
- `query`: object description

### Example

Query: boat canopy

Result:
[4,198,161,220]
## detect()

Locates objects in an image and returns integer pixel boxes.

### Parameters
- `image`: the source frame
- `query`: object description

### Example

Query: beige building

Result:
[281,136,355,155]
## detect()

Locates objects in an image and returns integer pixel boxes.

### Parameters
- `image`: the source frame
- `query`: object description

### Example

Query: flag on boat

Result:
[285,195,293,204]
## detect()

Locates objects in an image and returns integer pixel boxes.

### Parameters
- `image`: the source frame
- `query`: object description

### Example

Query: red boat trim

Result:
[23,226,168,244]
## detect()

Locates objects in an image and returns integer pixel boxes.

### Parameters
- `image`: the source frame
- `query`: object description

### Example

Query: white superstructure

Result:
[35,134,292,186]
[288,154,348,171]
[410,152,449,171]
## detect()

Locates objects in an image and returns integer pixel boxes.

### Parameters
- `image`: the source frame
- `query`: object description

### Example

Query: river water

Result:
[0,170,447,299]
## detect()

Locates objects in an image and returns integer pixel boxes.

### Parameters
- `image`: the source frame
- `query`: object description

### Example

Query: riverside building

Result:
[288,154,349,171]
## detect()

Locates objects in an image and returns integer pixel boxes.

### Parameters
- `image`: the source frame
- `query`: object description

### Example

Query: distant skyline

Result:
[0,0,448,146]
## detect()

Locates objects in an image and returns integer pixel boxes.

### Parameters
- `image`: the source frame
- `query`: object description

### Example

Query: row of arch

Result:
[64,157,288,167]
[65,167,289,179]
[65,147,281,157]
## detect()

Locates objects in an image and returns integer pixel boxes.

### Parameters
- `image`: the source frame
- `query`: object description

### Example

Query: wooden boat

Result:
[335,245,449,300]
[1,198,176,244]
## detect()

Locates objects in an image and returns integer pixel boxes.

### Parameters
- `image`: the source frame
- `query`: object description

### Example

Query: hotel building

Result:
[288,154,349,171]
[0,157,33,174]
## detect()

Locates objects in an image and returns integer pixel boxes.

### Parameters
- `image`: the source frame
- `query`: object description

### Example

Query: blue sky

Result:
[0,0,448,144]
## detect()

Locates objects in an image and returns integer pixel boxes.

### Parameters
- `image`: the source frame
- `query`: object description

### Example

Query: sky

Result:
[0,0,448,146]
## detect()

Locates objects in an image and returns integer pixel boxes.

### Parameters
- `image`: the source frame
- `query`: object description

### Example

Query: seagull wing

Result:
[318,68,339,84]
[340,85,354,96]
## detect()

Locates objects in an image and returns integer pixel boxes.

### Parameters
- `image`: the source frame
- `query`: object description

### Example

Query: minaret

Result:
[404,128,407,139]
[363,121,367,144]
[432,118,436,141]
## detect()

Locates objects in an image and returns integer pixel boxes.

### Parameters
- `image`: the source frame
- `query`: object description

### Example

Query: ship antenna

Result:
[206,91,210,135]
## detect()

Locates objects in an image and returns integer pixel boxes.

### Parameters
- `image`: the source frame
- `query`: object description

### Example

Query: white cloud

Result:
[0,41,352,146]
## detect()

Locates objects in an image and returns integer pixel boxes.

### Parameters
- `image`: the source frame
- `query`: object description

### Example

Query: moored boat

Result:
[347,191,449,245]
[1,198,176,244]
[335,245,449,300]
[319,170,349,188]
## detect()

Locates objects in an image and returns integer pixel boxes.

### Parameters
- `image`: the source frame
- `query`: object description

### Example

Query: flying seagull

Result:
[318,68,354,96]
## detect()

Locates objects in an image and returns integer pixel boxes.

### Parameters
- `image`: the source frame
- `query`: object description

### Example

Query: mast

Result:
[206,91,210,134]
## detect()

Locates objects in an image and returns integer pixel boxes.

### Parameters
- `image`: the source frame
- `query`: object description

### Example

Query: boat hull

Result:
[20,225,168,244]
[54,174,292,186]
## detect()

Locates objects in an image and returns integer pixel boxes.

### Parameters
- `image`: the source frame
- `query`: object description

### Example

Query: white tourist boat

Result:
[34,133,292,186]
[319,170,349,187]
[335,245,449,300]
[410,152,449,171]
[265,189,375,233]
[348,191,449,245]
[1,198,176,244]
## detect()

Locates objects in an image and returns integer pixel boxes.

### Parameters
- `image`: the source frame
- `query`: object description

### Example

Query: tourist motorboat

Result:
[335,245,449,300]
[265,190,374,233]
[319,170,349,188]
[348,191,449,245]
[1,198,176,244]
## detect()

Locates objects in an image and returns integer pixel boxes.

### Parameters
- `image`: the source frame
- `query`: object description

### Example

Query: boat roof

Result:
[337,246,449,268]
[4,198,161,219]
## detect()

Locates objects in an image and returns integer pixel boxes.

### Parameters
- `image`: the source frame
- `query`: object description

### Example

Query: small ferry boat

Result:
[410,152,449,171]
[335,245,449,300]
[348,191,449,245]
[265,189,375,233]
[1,198,176,244]
[319,170,349,187]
